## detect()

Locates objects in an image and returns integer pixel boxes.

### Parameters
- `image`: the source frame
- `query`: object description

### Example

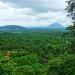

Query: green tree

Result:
[66,0,75,36]
[65,0,75,51]
[16,65,35,75]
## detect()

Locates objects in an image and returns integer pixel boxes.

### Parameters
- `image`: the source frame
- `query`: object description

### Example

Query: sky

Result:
[0,0,71,27]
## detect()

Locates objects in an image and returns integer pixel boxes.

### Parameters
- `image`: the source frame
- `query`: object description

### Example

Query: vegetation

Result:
[0,29,75,75]
[64,0,75,52]
[0,0,75,75]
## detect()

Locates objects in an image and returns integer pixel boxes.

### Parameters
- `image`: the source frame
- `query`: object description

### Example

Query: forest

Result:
[0,29,75,75]
[0,0,75,75]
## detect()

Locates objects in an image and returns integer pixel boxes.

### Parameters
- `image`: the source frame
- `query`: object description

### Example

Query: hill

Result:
[48,23,65,29]
[0,25,26,30]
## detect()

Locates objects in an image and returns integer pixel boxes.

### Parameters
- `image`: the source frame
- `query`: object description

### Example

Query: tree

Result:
[66,0,75,20]
[65,0,75,52]
[66,0,75,36]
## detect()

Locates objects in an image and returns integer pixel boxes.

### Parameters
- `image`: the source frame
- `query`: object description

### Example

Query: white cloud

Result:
[36,11,71,26]
[0,1,71,27]
[1,0,66,12]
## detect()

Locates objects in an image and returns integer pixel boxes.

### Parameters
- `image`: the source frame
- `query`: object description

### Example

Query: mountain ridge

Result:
[48,23,65,29]
[0,25,26,30]
[0,23,65,31]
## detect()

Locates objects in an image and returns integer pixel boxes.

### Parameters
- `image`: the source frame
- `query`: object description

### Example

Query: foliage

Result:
[66,0,75,20]
[0,30,75,75]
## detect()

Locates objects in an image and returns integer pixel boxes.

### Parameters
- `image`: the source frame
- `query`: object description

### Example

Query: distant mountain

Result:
[0,25,26,30]
[48,23,65,29]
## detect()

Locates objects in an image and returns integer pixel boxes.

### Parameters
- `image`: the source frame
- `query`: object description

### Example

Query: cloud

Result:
[0,0,71,27]
[0,1,36,26]
[36,11,71,26]
[1,0,66,12]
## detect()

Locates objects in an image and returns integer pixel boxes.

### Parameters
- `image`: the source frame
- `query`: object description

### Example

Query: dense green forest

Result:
[0,29,75,75]
[0,0,75,74]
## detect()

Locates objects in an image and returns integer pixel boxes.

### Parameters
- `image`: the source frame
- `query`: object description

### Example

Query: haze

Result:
[0,0,71,27]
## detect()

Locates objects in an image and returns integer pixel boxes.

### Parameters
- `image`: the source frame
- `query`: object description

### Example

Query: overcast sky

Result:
[0,0,71,27]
